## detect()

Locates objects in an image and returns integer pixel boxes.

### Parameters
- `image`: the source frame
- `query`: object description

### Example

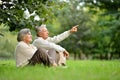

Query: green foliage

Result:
[0,0,70,32]
[79,0,120,55]
[1,0,120,57]
[0,24,17,59]
[52,0,94,54]
[0,0,61,31]
[0,60,120,80]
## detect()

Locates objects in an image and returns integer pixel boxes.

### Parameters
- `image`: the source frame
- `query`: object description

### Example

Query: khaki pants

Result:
[58,52,66,66]
[48,49,66,66]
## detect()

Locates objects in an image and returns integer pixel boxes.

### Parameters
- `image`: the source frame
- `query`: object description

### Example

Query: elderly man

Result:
[33,24,78,66]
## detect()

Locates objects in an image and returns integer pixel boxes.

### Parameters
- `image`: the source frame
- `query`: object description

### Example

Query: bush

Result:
[0,24,17,59]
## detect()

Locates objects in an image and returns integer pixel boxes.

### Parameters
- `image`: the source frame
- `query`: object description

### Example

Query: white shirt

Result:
[33,30,71,52]
[15,41,37,67]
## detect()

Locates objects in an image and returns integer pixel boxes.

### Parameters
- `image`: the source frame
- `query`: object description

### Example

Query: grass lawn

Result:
[0,59,120,80]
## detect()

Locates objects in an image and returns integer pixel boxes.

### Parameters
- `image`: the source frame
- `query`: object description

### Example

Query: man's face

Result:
[39,27,49,39]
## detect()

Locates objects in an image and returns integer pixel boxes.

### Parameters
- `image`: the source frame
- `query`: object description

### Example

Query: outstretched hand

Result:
[70,25,78,33]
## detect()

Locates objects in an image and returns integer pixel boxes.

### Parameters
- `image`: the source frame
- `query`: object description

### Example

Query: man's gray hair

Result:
[17,28,30,42]
[35,24,46,36]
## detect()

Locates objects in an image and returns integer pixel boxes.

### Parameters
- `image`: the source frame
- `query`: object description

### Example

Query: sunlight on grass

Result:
[0,60,120,80]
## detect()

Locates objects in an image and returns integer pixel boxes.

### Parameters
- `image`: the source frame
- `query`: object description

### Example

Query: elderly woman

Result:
[15,28,56,67]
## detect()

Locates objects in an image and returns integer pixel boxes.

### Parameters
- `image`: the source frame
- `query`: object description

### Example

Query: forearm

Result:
[47,30,71,43]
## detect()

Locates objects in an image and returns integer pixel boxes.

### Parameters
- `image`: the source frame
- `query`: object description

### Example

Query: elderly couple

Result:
[15,24,78,67]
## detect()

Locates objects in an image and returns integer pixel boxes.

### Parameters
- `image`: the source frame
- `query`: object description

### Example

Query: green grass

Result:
[0,60,120,80]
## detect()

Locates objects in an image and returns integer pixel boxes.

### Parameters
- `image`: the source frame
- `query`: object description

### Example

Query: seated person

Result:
[15,28,56,67]
[33,24,78,66]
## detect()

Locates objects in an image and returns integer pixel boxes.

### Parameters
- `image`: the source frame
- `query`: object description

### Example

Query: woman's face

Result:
[23,32,32,44]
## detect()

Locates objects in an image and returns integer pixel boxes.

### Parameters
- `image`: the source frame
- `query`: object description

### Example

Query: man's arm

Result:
[33,38,66,52]
[47,30,71,43]
[47,25,78,43]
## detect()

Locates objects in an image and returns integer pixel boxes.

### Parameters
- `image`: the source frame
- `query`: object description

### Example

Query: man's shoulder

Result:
[34,37,42,41]
[46,37,52,40]
[33,37,45,44]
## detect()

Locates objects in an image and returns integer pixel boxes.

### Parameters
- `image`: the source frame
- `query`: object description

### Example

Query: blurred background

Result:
[0,0,120,60]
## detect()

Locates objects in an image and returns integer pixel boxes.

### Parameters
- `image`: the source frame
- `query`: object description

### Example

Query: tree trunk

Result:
[74,53,77,60]
[105,53,108,60]
[78,53,81,59]
[119,52,120,59]
[110,53,113,60]
[100,54,104,60]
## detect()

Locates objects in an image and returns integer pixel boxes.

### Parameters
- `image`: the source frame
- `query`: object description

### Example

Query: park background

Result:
[0,0,120,80]
[0,0,120,60]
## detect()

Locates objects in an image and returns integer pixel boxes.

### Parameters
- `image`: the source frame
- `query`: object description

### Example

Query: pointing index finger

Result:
[74,25,79,28]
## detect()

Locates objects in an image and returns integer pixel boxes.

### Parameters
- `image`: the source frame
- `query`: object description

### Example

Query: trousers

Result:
[29,48,66,66]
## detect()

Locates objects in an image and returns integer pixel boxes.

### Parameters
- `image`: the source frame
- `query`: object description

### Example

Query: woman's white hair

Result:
[17,28,30,42]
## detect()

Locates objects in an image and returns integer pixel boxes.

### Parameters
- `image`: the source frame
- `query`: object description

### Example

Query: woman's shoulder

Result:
[17,41,26,45]
[16,41,28,48]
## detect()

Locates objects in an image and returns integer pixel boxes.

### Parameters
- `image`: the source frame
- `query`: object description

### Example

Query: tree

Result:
[83,0,120,59]
[55,0,120,59]
[0,0,57,31]
[53,0,94,59]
